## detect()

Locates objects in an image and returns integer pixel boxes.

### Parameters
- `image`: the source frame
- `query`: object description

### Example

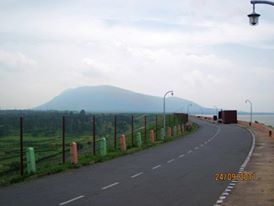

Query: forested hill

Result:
[34,85,215,114]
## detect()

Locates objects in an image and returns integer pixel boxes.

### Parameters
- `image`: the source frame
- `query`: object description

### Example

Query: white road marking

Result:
[152,165,161,170]
[178,154,185,158]
[215,127,256,206]
[194,146,199,150]
[187,150,192,154]
[200,144,204,147]
[131,172,144,178]
[101,182,120,190]
[167,159,175,163]
[59,195,85,206]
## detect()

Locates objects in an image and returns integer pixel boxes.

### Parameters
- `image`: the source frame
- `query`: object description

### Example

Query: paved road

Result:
[0,119,252,206]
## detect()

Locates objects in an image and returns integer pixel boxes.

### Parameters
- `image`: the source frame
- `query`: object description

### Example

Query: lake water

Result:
[198,114,274,127]
[237,114,274,127]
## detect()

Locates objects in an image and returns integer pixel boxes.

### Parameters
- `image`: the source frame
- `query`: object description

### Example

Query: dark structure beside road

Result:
[219,110,238,124]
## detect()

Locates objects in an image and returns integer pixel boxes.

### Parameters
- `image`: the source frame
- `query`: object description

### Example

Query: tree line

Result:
[0,110,161,138]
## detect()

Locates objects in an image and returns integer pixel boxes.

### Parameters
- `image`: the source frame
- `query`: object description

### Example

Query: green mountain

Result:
[34,85,215,113]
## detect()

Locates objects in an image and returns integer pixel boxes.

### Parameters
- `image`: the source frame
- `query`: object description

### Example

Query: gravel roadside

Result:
[222,122,274,206]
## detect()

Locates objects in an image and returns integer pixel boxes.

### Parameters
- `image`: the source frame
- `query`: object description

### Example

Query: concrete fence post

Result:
[173,126,177,137]
[70,142,78,165]
[150,130,155,143]
[26,147,36,174]
[136,132,142,147]
[160,128,165,140]
[167,127,172,137]
[97,138,107,156]
[120,134,127,152]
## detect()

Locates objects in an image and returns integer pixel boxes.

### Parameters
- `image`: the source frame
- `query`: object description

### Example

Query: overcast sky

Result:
[0,0,274,112]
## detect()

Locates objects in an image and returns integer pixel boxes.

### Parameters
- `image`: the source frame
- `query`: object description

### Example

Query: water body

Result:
[237,114,274,127]
[198,114,274,127]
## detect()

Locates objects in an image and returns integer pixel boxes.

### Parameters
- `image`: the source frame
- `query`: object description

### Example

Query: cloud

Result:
[0,50,36,72]
[0,0,273,111]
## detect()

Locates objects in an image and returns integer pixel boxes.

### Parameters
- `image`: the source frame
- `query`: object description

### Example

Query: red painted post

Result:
[150,130,155,143]
[114,115,117,149]
[167,127,172,137]
[131,115,134,147]
[62,116,65,163]
[120,134,127,152]
[70,142,78,165]
[269,130,272,137]
[20,117,23,176]
[93,116,96,155]
[144,115,147,143]
[177,125,181,135]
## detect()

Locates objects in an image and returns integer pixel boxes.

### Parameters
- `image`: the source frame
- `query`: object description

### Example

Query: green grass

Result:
[0,123,198,187]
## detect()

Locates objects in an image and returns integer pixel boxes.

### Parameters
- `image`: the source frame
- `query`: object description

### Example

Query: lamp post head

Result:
[248,11,260,25]
[171,91,174,96]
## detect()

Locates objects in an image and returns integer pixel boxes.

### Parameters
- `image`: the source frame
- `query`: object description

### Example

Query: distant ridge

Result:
[34,85,215,113]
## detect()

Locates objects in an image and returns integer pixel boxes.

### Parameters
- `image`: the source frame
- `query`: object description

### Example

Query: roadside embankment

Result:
[222,121,274,206]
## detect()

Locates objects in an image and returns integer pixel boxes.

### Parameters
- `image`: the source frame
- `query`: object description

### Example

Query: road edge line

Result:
[214,127,256,206]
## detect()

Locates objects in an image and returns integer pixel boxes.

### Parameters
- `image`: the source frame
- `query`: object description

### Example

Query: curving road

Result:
[0,118,252,206]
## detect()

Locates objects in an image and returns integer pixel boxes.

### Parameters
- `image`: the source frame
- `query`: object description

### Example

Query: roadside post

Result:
[120,134,127,152]
[97,138,107,156]
[70,142,78,164]
[136,132,142,147]
[20,117,24,176]
[26,147,36,174]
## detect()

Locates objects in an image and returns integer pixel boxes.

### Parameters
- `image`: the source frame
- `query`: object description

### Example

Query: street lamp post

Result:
[248,0,274,25]
[245,99,253,126]
[163,90,174,137]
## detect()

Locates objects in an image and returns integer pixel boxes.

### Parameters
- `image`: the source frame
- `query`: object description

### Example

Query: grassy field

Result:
[0,112,192,186]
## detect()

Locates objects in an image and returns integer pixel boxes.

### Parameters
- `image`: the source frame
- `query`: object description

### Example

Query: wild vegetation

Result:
[0,110,192,186]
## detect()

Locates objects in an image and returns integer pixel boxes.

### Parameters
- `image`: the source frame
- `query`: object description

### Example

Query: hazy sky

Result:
[0,0,274,112]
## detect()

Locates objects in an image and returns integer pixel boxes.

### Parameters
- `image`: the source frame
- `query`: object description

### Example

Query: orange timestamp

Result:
[215,172,256,181]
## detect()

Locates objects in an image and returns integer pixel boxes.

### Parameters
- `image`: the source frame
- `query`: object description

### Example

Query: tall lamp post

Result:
[163,90,174,137]
[245,99,253,126]
[248,0,274,25]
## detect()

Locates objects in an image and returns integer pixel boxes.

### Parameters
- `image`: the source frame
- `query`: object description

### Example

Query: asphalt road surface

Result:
[0,118,252,206]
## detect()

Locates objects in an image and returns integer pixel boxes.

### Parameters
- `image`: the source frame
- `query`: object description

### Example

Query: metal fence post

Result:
[114,115,117,149]
[144,115,147,143]
[62,116,66,163]
[93,116,96,155]
[20,117,23,176]
[155,115,158,140]
[131,115,134,147]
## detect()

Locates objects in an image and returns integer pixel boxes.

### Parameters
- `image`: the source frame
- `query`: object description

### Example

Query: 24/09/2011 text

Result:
[215,172,256,181]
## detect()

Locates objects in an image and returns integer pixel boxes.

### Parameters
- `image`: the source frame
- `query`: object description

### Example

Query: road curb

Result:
[214,126,256,206]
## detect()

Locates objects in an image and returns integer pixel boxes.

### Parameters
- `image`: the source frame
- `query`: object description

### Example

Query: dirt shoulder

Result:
[222,122,274,206]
